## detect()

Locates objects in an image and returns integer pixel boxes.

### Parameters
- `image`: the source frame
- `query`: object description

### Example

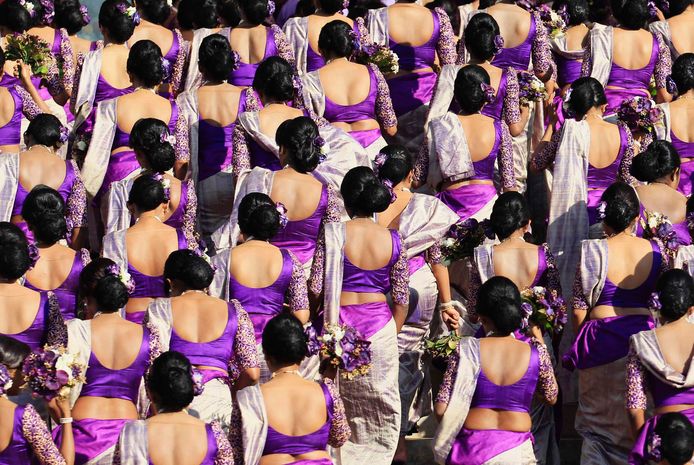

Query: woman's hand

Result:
[48,396,71,423]
[15,60,34,87]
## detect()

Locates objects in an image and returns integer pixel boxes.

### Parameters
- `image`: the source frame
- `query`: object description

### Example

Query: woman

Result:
[309,167,409,465]
[211,193,309,382]
[302,21,397,156]
[56,258,161,465]
[104,118,197,244]
[627,269,694,464]
[177,0,220,42]
[146,250,259,432]
[373,146,458,464]
[433,276,558,465]
[22,187,91,321]
[2,115,87,248]
[127,0,186,97]
[646,412,694,465]
[582,0,672,113]
[102,175,195,325]
[531,77,635,292]
[632,141,690,246]
[283,0,371,74]
[649,0,694,60]
[655,53,694,195]
[563,182,666,465]
[0,335,74,465]
[419,65,514,222]
[233,313,350,465]
[54,0,93,58]
[115,351,234,464]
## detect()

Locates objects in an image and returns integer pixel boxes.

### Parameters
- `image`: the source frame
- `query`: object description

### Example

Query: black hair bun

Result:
[199,34,237,83]
[239,0,270,25]
[22,186,68,245]
[630,140,680,183]
[377,145,413,185]
[454,65,491,114]
[128,174,167,212]
[164,249,215,290]
[137,0,171,24]
[130,118,176,173]
[600,182,639,233]
[567,77,607,119]
[464,13,500,62]
[127,40,164,88]
[55,0,90,34]
[490,192,530,240]
[671,53,694,95]
[0,222,32,281]
[318,20,355,59]
[275,117,321,174]
[656,269,694,322]
[238,192,281,240]
[340,166,392,216]
[147,351,195,411]
[26,114,64,149]
[99,0,137,43]
[253,57,296,103]
[476,276,522,335]
[262,313,308,365]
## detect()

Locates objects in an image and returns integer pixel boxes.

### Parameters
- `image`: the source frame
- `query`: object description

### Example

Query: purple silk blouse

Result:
[555,54,583,88]
[0,86,41,146]
[129,229,188,299]
[324,67,378,124]
[8,293,63,351]
[493,14,536,71]
[388,10,440,72]
[674,131,694,196]
[228,28,277,88]
[0,404,66,465]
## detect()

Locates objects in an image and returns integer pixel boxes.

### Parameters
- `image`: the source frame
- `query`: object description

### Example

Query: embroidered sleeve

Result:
[530,128,561,171]
[112,440,122,465]
[309,227,326,296]
[370,63,397,129]
[230,301,260,378]
[626,346,649,410]
[323,185,342,224]
[653,32,671,89]
[425,241,443,265]
[541,244,564,307]
[571,266,589,313]
[467,262,482,320]
[212,421,235,465]
[435,351,459,405]
[174,111,190,162]
[272,25,296,67]
[79,248,92,267]
[531,11,555,79]
[580,44,592,78]
[66,161,88,229]
[22,405,67,465]
[502,68,521,126]
[532,338,558,404]
[287,250,309,311]
[390,232,410,306]
[617,122,637,185]
[229,399,244,465]
[355,17,373,51]
[434,8,457,66]
[171,29,187,95]
[232,125,251,178]
[46,292,67,348]
[59,29,75,95]
[413,138,430,185]
[182,178,198,248]
[323,378,350,448]
[15,86,42,119]
[70,52,86,113]
[244,89,262,113]
[499,123,515,190]
[45,55,63,97]
[144,318,164,368]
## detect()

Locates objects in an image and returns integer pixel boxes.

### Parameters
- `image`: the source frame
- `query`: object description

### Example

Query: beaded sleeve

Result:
[174,109,190,162]
[212,421,235,465]
[532,338,559,404]
[228,399,244,465]
[498,123,515,190]
[435,351,460,405]
[232,126,251,178]
[571,266,589,314]
[323,185,342,224]
[58,29,75,95]
[15,86,42,119]
[170,29,187,95]
[531,11,556,79]
[625,346,649,410]
[181,178,198,248]
[144,320,164,368]
[309,227,326,296]
[22,404,67,465]
[66,161,88,229]
[466,262,482,320]
[390,232,410,306]
[370,64,397,129]
[413,139,429,186]
[580,44,592,78]
[617,122,637,186]
[354,17,373,51]
[272,25,296,68]
[541,244,564,309]
[230,301,260,380]
[530,129,561,171]
[502,68,521,126]
[70,52,86,113]
[425,241,443,265]
[434,8,457,66]
[244,89,262,113]
[287,250,310,311]
[323,378,351,448]
[653,32,672,90]
[46,292,67,348]
[79,248,92,267]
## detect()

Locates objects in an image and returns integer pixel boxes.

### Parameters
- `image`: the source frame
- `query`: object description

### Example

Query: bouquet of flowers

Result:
[440,218,494,265]
[517,71,548,106]
[354,44,399,76]
[424,332,461,360]
[537,4,567,39]
[520,287,567,335]
[3,33,52,78]
[306,324,372,380]
[22,346,87,400]
[640,210,680,256]
[617,96,663,134]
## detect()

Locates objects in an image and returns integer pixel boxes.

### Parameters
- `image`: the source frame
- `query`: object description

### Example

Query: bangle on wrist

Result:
[59,417,73,425]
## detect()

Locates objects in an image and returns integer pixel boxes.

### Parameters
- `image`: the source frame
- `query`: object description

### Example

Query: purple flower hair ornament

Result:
[342,0,349,10]
[647,0,658,18]
[39,0,54,24]
[493,34,505,55]
[276,202,288,228]
[562,87,575,118]
[27,242,39,269]
[17,0,37,18]
[382,178,397,204]
[314,136,328,163]
[190,368,204,396]
[58,125,69,145]
[230,50,241,71]
[597,201,607,221]
[267,0,275,16]
[647,432,662,461]
[649,292,662,312]
[192,247,217,272]
[305,324,321,356]
[0,365,13,396]
[79,4,91,25]
[481,82,496,104]
[666,75,678,96]
[159,129,175,146]
[151,173,171,202]
[106,263,136,295]
[373,151,388,175]
[161,57,172,82]
[557,4,570,24]
[520,302,533,330]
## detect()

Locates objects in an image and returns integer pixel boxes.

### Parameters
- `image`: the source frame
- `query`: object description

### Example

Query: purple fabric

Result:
[649,376,694,408]
[249,139,282,171]
[491,15,537,71]
[125,311,145,325]
[198,120,235,181]
[595,242,661,308]
[608,37,658,91]
[229,28,278,87]
[388,10,439,71]
[197,368,230,386]
[436,184,497,220]
[0,406,31,465]
[672,221,692,246]
[348,128,382,148]
[53,418,127,465]
[605,87,652,116]
[283,460,333,465]
[165,180,188,229]
[446,428,533,465]
[629,407,694,465]
[162,32,181,85]
[585,124,628,223]
[12,160,79,217]
[386,70,438,117]
[97,150,140,201]
[80,328,150,401]
[95,74,133,104]
[555,54,583,88]
[469,121,502,183]
[9,293,48,351]
[263,382,332,455]
[113,102,178,150]
[342,229,401,294]
[408,254,426,276]
[586,189,606,226]
[229,248,294,343]
[170,302,239,371]
[0,87,23,146]
[678,157,694,196]
[340,301,392,339]
[562,315,655,371]
[324,66,378,124]
[24,253,86,321]
[480,71,508,121]
[127,229,188,299]
[271,185,328,264]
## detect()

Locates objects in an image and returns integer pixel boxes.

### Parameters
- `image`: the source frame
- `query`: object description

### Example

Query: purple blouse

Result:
[492,11,554,78]
[627,347,694,410]
[480,68,521,127]
[0,86,41,146]
[555,53,583,88]
[227,25,295,88]
[0,404,66,465]
[5,292,66,351]
[387,8,456,71]
[129,229,189,300]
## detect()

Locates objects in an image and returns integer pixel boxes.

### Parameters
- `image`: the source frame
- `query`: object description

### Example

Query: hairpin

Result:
[276,202,288,228]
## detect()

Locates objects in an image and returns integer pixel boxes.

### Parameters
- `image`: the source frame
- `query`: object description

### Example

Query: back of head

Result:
[611,0,650,29]
[218,0,242,27]
[0,1,33,32]
[318,0,347,15]
[655,269,694,322]
[566,77,607,119]
[79,257,129,312]
[275,117,320,173]
[238,0,270,25]
[672,53,694,96]
[127,39,164,87]
[128,174,167,213]
[177,0,216,29]
[318,20,354,59]
[26,114,66,149]
[454,65,491,114]
[0,222,31,281]
[600,182,639,233]
[655,412,694,465]
[55,0,91,34]
[130,118,176,173]
[376,145,413,186]
[476,276,522,335]
[490,192,530,240]
[669,0,694,16]
[340,166,392,216]
[137,0,171,24]
[22,186,68,245]
[464,13,500,62]
[253,56,295,103]
[164,249,214,291]
[199,34,238,82]
[560,0,590,25]
[99,0,137,43]
[0,335,30,369]
[147,351,195,412]
[630,140,680,183]
[262,313,308,365]
[238,192,281,240]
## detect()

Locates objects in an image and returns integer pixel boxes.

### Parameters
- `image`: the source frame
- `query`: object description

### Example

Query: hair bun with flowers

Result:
[481,82,496,104]
[106,263,136,295]
[647,432,662,462]
[373,151,388,176]
[79,4,91,25]
[151,173,171,202]
[27,242,39,269]
[314,136,328,163]
[666,75,678,96]
[597,200,607,221]
[59,125,69,145]
[493,34,505,55]
[116,3,141,24]
[16,0,37,18]
[276,202,288,228]
[0,364,13,396]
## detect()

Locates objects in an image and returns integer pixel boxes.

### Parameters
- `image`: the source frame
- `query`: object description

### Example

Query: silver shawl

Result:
[586,24,613,87]
[649,21,677,59]
[283,17,309,75]
[176,90,201,184]
[675,245,694,278]
[65,318,92,407]
[73,48,103,130]
[473,244,495,283]
[116,420,149,465]
[236,384,269,465]
[145,298,173,350]
[551,34,587,63]
[104,177,136,235]
[631,329,694,390]
[578,239,608,309]
[102,229,128,270]
[396,194,458,259]
[323,222,347,326]
[427,112,476,188]
[654,102,672,142]
[302,71,326,117]
[225,167,275,249]
[209,249,231,300]
[0,152,19,221]
[426,64,461,129]
[238,111,281,156]
[365,7,389,46]
[183,28,218,92]
[81,98,118,197]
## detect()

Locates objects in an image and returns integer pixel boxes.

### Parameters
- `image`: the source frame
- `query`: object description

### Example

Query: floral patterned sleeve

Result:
[370,64,397,129]
[171,29,187,96]
[617,122,637,186]
[532,338,558,404]
[80,248,92,267]
[530,129,561,172]
[66,161,88,230]
[309,227,326,296]
[653,32,672,89]
[70,52,86,113]
[15,86,42,119]
[46,292,67,348]
[22,405,67,465]
[626,346,649,409]
[502,68,521,126]
[228,399,244,465]
[531,11,555,80]
[287,250,310,311]
[580,44,592,78]
[232,125,251,178]
[434,8,457,65]
[144,318,164,368]
[181,178,198,247]
[355,17,373,50]
[425,241,443,265]
[323,378,351,448]
[212,421,235,465]
[390,232,410,306]
[571,266,589,314]
[174,109,190,163]
[230,301,260,379]
[498,123,515,190]
[435,351,459,405]
[413,139,430,185]
[323,185,342,224]
[541,244,564,307]
[466,262,482,320]
[58,29,75,95]
[272,25,296,68]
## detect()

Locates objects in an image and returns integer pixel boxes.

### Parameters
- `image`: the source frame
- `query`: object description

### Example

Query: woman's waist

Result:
[259,452,332,465]
[590,306,653,320]
[389,66,435,79]
[656,404,694,415]
[443,179,495,190]
[463,409,532,433]
[72,397,139,420]
[329,119,379,133]
[339,291,387,306]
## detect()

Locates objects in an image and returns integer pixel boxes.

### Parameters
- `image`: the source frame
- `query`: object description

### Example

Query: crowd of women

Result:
[0,0,693,463]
